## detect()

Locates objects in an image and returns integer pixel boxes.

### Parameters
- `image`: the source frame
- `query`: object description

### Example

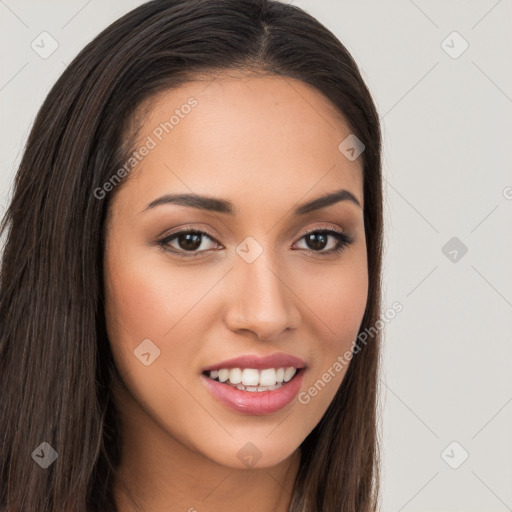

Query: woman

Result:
[0,0,383,510]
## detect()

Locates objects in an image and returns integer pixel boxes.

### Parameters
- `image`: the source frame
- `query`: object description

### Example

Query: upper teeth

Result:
[208,367,297,386]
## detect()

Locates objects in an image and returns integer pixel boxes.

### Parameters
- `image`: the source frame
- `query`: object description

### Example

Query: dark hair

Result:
[0,0,383,510]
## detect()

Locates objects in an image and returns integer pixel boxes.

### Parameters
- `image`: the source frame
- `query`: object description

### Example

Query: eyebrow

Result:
[143,188,362,215]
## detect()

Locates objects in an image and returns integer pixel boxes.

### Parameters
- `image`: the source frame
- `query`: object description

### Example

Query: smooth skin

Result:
[104,72,368,512]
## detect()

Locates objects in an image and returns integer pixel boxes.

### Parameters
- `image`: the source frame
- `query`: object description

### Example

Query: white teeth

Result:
[229,368,242,384]
[218,369,229,382]
[241,368,260,386]
[283,367,297,382]
[207,366,300,388]
[259,368,277,386]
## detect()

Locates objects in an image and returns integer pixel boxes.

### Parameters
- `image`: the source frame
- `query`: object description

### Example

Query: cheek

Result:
[316,274,367,331]
[293,251,368,417]
[301,254,368,353]
[104,245,204,343]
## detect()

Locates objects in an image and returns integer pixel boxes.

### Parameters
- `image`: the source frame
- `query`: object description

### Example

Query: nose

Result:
[223,253,300,341]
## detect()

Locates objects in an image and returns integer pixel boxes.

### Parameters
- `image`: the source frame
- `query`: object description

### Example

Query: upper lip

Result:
[202,352,307,372]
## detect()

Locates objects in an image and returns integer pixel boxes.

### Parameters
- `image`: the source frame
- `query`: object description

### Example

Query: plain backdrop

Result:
[1,1,511,511]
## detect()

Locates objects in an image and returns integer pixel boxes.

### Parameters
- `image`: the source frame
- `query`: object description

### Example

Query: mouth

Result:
[202,366,301,392]
[200,353,307,415]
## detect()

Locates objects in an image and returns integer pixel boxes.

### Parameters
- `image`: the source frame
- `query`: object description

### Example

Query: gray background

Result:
[1,1,511,510]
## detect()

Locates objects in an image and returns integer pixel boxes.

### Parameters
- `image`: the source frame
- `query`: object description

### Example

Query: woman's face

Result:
[104,73,368,470]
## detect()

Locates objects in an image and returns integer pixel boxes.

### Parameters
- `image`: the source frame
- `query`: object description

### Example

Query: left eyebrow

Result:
[293,189,362,214]
[142,188,362,215]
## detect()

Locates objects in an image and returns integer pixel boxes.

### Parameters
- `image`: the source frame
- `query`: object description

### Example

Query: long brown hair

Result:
[0,1,383,510]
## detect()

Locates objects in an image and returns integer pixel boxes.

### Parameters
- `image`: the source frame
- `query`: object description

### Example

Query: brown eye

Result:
[304,232,329,251]
[158,229,220,258]
[175,232,203,251]
[294,229,353,255]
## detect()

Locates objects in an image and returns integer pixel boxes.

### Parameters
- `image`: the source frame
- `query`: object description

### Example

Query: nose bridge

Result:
[224,236,298,339]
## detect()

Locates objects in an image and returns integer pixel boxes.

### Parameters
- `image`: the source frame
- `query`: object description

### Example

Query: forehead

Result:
[115,73,363,214]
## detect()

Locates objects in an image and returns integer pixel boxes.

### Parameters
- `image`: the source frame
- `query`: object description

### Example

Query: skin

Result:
[104,72,368,512]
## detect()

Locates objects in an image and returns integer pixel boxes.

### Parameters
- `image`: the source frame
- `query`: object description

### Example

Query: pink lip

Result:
[202,352,306,372]
[201,368,305,415]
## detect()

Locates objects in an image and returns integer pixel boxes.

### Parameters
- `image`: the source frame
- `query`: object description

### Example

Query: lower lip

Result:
[201,369,305,415]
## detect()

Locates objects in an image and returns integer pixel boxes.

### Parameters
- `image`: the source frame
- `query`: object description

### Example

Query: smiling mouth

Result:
[202,367,300,392]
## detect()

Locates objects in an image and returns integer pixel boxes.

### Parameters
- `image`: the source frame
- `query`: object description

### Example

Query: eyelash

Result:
[157,226,353,259]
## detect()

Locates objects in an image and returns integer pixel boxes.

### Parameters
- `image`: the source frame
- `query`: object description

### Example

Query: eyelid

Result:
[156,223,219,240]
[294,224,346,241]
[158,222,347,241]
